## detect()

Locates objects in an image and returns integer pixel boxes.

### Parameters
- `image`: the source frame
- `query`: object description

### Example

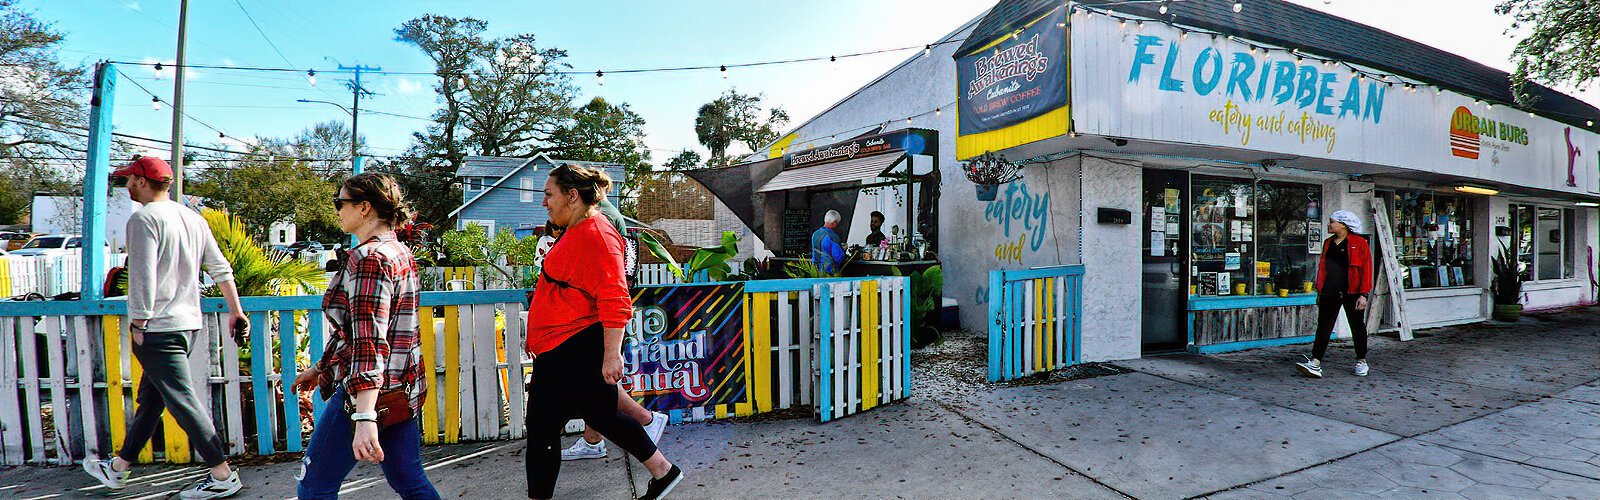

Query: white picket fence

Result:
[0,253,123,298]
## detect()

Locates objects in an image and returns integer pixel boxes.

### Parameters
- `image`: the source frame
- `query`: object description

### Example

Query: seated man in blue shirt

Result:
[811,210,847,273]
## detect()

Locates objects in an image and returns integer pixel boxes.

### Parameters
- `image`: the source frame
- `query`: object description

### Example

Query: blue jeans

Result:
[296,387,440,500]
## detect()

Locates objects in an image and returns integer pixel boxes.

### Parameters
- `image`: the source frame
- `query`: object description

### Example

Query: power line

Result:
[233,0,300,71]
[102,37,969,78]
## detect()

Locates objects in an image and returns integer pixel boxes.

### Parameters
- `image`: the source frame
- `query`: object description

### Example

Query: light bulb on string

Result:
[1120,19,1127,29]
[905,117,913,126]
[1588,120,1595,127]
[596,70,604,86]
[830,55,837,71]
[1233,1,1243,13]
[153,62,164,79]
[924,45,931,58]
[458,75,467,88]
[1158,1,1169,15]
[151,96,161,111]
[720,65,727,79]
[935,108,942,117]
[307,69,317,87]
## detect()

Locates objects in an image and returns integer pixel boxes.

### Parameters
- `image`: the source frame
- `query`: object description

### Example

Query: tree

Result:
[664,150,703,171]
[550,97,651,202]
[288,120,366,176]
[1497,0,1600,107]
[694,89,789,167]
[0,0,91,208]
[188,137,340,243]
[394,15,491,176]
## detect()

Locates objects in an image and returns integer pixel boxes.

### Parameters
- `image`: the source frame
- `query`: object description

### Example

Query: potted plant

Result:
[963,151,1022,201]
[1491,242,1524,321]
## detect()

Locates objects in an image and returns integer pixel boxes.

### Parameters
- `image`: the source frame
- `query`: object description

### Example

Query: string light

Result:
[1120,19,1127,29]
[306,69,316,87]
[1233,1,1244,13]
[151,96,160,111]
[935,108,942,117]
[153,62,164,79]
[1589,120,1595,127]
[1158,1,1170,15]
[924,45,931,58]
[458,75,467,88]
[595,70,604,86]
[720,65,727,79]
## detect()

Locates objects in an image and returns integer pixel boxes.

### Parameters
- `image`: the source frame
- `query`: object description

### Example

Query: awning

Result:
[756,154,906,193]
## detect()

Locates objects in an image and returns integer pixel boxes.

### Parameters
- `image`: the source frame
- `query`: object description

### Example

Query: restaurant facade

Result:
[704,0,1600,361]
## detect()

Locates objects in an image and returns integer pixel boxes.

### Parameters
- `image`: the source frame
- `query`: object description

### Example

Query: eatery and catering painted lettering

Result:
[1068,10,1600,194]
[956,7,1070,137]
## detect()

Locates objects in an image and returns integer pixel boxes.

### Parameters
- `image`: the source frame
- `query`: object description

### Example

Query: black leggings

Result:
[525,324,657,498]
[1313,293,1369,360]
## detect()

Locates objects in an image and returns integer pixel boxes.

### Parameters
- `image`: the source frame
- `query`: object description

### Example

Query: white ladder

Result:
[1369,198,1414,341]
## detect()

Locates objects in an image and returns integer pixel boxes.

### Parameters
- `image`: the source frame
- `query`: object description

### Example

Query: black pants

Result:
[525,324,657,498]
[119,330,229,467]
[1313,293,1369,361]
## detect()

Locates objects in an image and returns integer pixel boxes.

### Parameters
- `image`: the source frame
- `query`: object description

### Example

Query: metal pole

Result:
[169,0,189,203]
[337,64,380,176]
[81,63,118,301]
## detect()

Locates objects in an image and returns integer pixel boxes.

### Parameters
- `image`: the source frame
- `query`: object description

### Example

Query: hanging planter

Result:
[963,151,1022,202]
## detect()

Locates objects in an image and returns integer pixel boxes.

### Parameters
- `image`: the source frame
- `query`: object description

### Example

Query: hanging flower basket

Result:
[963,151,1022,202]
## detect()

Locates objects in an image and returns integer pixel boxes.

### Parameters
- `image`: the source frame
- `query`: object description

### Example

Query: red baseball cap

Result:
[112,156,174,183]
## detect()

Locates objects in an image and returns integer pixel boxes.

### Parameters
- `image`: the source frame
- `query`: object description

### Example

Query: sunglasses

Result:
[332,197,363,210]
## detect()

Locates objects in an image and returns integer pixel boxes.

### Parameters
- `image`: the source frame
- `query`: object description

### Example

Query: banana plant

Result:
[639,230,740,282]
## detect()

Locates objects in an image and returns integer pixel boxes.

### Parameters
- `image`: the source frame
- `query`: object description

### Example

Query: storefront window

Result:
[1255,181,1322,295]
[1191,177,1254,295]
[1189,176,1323,297]
[1511,204,1573,281]
[1389,191,1475,289]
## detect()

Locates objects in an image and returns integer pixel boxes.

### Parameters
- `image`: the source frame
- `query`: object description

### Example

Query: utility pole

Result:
[169,0,190,203]
[338,64,380,175]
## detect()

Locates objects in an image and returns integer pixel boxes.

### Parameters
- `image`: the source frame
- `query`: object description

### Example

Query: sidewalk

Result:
[4,308,1597,499]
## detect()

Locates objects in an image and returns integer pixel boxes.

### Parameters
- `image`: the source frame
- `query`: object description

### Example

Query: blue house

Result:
[449,154,627,234]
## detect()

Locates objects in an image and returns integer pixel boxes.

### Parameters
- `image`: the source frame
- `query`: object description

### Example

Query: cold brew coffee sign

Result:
[956,7,1069,137]
[623,283,746,411]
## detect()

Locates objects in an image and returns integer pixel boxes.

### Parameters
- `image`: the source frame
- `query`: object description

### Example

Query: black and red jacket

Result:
[1314,233,1374,296]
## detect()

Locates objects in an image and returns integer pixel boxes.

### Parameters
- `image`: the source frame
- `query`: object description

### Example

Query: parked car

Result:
[286,240,325,257]
[10,234,76,256]
[0,232,34,251]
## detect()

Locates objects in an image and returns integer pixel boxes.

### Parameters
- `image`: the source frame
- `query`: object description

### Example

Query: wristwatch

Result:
[350,411,378,423]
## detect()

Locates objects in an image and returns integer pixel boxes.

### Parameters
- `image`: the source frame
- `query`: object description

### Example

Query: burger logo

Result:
[1449,106,1480,159]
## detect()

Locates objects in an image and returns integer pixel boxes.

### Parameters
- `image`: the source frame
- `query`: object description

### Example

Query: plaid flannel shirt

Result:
[318,233,425,412]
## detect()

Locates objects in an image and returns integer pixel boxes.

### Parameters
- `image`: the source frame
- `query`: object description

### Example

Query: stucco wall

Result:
[1078,156,1142,362]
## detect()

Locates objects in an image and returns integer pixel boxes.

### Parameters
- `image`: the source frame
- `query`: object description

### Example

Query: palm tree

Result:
[199,208,328,297]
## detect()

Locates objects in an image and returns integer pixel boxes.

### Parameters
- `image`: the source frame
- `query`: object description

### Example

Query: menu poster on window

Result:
[1150,233,1165,256]
[1307,222,1323,254]
[1166,214,1180,236]
[1165,189,1180,214]
[1230,221,1242,240]
[1241,222,1253,242]
[1225,252,1241,270]
[1199,272,1218,295]
[1217,272,1232,295]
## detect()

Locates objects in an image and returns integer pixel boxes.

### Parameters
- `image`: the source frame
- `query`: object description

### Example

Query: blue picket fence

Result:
[987,265,1085,382]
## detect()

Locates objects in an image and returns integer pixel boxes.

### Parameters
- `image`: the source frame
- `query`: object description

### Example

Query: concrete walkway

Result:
[3,308,1598,499]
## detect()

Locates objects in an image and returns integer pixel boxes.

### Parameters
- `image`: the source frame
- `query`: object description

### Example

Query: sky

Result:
[25,0,1600,164]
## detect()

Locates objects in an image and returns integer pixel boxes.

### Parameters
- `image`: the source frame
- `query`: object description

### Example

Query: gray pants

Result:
[117,330,228,467]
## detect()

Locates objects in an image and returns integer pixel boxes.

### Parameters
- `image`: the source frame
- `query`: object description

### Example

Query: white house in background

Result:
[268,221,297,246]
[31,191,208,252]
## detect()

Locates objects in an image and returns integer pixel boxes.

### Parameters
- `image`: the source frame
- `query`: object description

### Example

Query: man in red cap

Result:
[83,156,250,499]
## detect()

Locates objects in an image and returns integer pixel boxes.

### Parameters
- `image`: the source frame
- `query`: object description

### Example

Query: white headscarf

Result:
[1329,210,1363,234]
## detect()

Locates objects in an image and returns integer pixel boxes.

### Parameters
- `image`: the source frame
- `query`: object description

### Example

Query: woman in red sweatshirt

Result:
[523,164,682,500]
[1296,209,1374,379]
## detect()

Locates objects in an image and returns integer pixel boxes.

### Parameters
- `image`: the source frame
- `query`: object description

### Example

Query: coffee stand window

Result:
[1191,176,1323,297]
[1388,190,1475,289]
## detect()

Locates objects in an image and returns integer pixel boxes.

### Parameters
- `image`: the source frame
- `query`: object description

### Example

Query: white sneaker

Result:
[1295,357,1323,379]
[1354,360,1370,377]
[82,458,129,489]
[645,411,669,444]
[178,470,241,499]
[561,438,607,461]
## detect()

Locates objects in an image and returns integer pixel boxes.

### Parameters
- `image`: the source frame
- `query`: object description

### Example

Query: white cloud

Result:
[124,1,141,11]
[395,78,424,95]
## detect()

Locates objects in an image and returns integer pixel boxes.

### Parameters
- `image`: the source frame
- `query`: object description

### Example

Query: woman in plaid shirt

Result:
[292,173,439,499]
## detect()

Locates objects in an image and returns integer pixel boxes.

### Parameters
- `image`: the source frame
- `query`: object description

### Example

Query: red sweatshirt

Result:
[525,214,633,355]
[1314,233,1374,296]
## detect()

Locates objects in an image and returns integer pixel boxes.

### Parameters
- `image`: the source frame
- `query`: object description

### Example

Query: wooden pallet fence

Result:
[987,265,1085,382]
[807,277,911,422]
